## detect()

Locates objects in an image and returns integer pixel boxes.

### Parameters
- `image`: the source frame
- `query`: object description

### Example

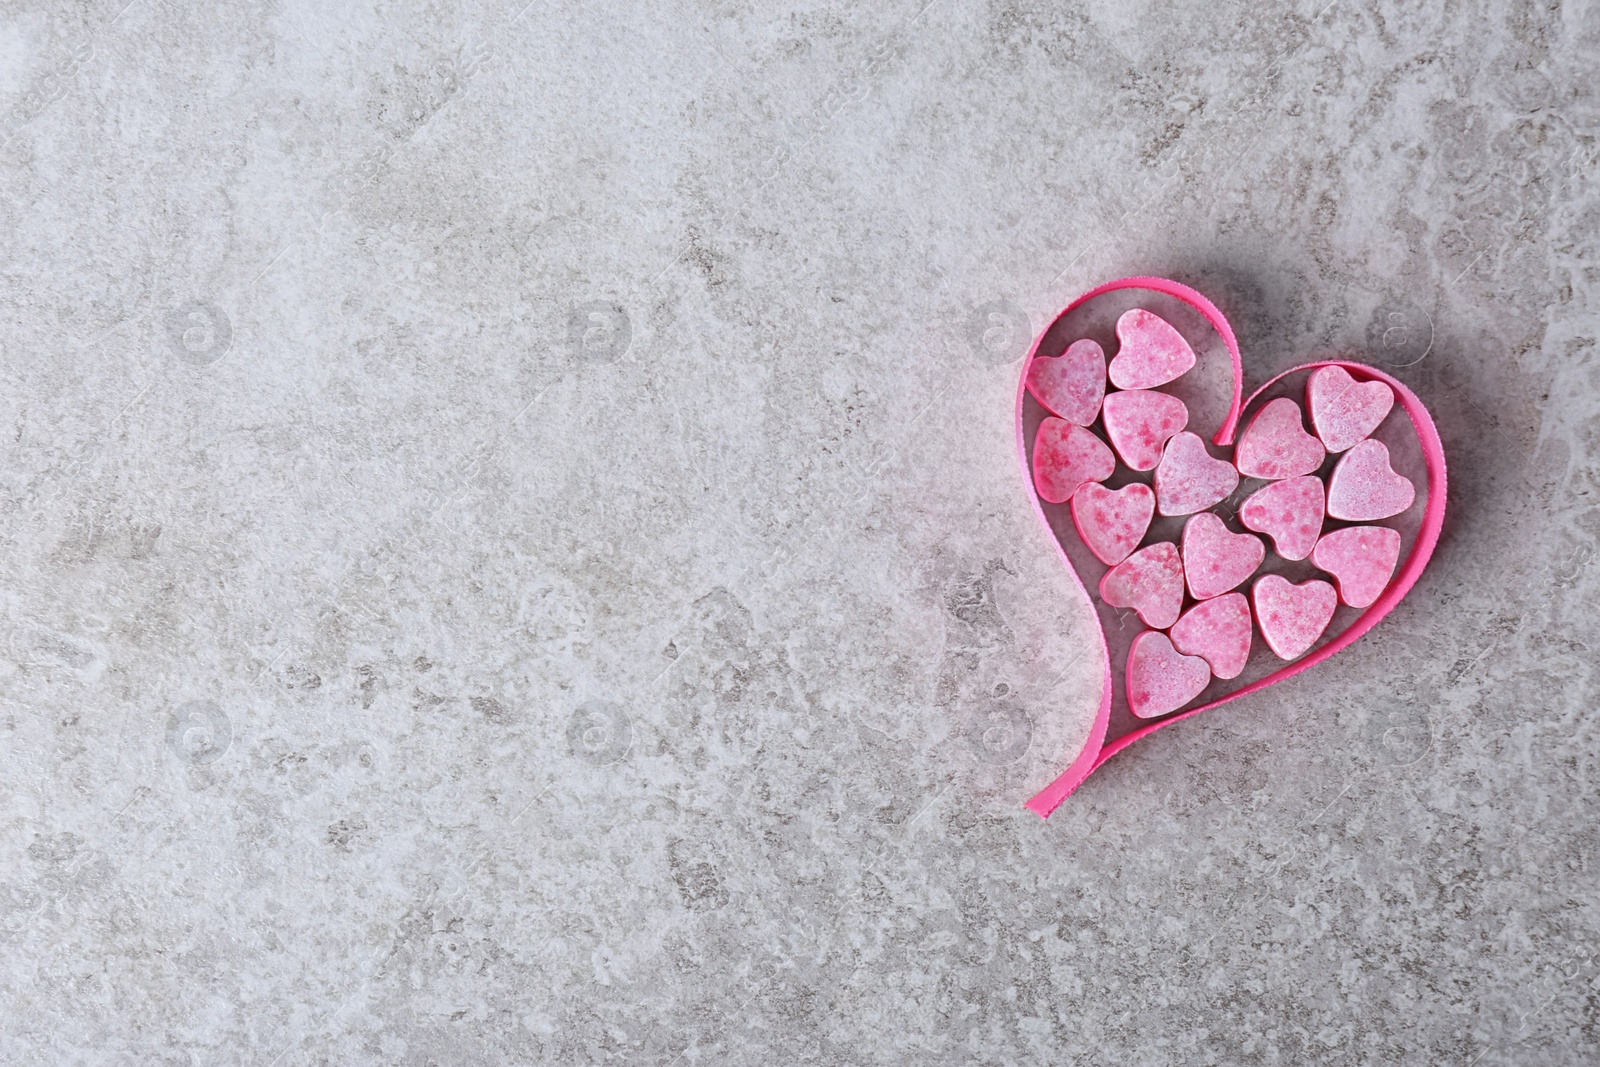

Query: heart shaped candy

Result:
[1308,364,1395,452]
[1252,574,1338,660]
[1155,431,1240,516]
[1016,277,1447,818]
[1327,439,1415,521]
[1234,397,1326,480]
[1126,630,1211,719]
[1071,482,1155,566]
[1109,308,1197,389]
[1181,512,1265,600]
[1169,592,1252,679]
[1239,475,1325,561]
[1031,418,1114,504]
[1101,389,1189,471]
[1098,541,1183,630]
[1026,338,1106,425]
[1312,525,1402,608]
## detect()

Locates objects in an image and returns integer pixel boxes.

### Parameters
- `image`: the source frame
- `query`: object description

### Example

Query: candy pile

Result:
[1028,309,1413,718]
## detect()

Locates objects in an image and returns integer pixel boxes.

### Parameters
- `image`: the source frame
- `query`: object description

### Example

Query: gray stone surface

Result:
[1,0,1597,1062]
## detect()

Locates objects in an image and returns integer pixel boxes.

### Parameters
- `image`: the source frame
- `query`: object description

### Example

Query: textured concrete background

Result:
[1,0,1597,1063]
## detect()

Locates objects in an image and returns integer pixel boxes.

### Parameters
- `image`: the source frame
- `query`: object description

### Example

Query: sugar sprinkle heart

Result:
[1098,541,1184,630]
[1180,512,1265,600]
[1312,525,1403,608]
[1252,574,1338,660]
[1025,337,1106,426]
[1108,308,1197,390]
[1101,388,1188,471]
[1071,482,1155,566]
[1154,431,1240,516]
[1169,592,1252,680]
[1031,418,1114,504]
[1126,630,1212,719]
[1239,474,1324,561]
[1307,365,1395,453]
[1233,396,1325,480]
[1327,438,1415,521]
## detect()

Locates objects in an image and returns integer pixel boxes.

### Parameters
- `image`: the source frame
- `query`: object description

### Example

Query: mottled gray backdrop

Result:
[1,0,1597,1063]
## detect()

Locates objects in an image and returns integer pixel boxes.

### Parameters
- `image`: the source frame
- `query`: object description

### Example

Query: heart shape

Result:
[1234,397,1326,480]
[1101,389,1188,470]
[1098,542,1184,630]
[1327,439,1416,520]
[1125,631,1211,719]
[1071,482,1155,566]
[1154,431,1240,516]
[1311,525,1403,609]
[1025,338,1107,426]
[1031,419,1115,504]
[1170,592,1252,680]
[1252,574,1339,660]
[1016,277,1447,817]
[1308,364,1395,453]
[1108,308,1198,389]
[1239,475,1325,561]
[1181,513,1265,600]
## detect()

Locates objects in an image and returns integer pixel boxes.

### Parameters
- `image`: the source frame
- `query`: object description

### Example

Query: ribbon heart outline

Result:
[1018,276,1448,818]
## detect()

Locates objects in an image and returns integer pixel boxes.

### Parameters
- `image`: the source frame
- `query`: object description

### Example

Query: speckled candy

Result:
[1108,309,1197,390]
[1099,541,1184,630]
[1308,364,1395,453]
[1154,431,1240,516]
[1101,388,1189,471]
[1071,482,1155,566]
[1169,592,1253,679]
[1180,512,1265,600]
[1126,630,1212,719]
[1026,338,1106,425]
[1239,475,1325,561]
[1252,574,1338,660]
[1312,525,1403,608]
[1234,397,1325,480]
[1327,438,1415,521]
[1031,418,1115,504]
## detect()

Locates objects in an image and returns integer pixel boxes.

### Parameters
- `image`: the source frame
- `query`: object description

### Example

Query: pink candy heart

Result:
[1126,630,1211,719]
[1234,397,1325,480]
[1252,574,1338,660]
[1026,338,1106,425]
[1239,475,1324,561]
[1308,365,1395,453]
[1181,512,1265,600]
[1031,418,1114,504]
[1071,482,1155,566]
[1099,541,1183,630]
[1312,525,1402,608]
[1327,439,1415,521]
[1154,431,1240,516]
[1169,592,1252,680]
[1101,389,1189,471]
[1108,308,1197,390]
